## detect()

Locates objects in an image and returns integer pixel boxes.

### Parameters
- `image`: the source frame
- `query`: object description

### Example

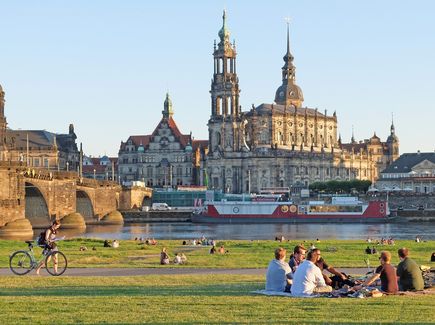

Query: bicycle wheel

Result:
[45,251,67,276]
[9,250,34,275]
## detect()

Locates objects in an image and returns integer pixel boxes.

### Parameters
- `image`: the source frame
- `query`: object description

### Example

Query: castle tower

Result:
[208,10,243,153]
[386,114,399,164]
[274,23,304,108]
[162,92,174,119]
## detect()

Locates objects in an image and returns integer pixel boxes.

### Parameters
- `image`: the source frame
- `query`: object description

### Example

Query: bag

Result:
[37,231,47,246]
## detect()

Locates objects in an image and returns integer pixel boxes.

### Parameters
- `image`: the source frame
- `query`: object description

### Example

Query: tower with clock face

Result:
[274,23,304,109]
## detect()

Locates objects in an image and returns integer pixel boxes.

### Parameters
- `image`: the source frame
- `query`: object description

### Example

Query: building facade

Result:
[0,84,80,170]
[206,12,399,193]
[376,152,435,193]
[82,155,118,181]
[118,93,207,187]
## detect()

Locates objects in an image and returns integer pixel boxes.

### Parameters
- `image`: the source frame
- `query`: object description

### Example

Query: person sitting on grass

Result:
[173,253,182,264]
[291,248,332,297]
[160,247,170,265]
[288,245,306,273]
[355,251,398,294]
[396,248,424,291]
[218,245,228,254]
[210,245,217,254]
[315,257,355,288]
[265,247,292,292]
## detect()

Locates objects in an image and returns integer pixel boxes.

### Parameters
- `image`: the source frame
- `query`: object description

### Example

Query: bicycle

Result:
[9,240,68,276]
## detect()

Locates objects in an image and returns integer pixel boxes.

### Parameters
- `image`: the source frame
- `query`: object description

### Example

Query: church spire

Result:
[274,20,304,108]
[390,112,395,135]
[218,10,230,45]
[162,92,174,118]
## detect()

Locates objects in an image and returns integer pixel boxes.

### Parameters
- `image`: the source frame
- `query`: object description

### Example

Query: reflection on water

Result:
[69,222,435,241]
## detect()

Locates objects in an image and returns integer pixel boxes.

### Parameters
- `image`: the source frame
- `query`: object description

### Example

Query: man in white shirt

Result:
[265,247,293,292]
[291,248,332,297]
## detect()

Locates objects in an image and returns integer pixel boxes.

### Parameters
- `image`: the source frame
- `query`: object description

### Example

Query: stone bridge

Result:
[0,162,152,237]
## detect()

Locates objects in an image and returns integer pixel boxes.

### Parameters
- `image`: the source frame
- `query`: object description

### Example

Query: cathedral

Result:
[206,11,399,193]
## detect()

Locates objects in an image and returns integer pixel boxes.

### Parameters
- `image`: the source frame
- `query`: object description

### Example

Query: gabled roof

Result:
[120,116,191,151]
[382,152,435,174]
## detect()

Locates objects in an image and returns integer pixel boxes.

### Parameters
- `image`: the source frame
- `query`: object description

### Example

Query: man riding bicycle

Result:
[36,219,61,275]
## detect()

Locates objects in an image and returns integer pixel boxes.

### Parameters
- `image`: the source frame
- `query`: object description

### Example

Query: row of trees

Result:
[309,180,372,194]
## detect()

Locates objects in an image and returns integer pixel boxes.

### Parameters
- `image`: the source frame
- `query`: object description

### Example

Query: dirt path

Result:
[0,267,370,277]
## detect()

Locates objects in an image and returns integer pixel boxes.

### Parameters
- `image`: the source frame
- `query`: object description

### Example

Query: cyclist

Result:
[36,219,61,275]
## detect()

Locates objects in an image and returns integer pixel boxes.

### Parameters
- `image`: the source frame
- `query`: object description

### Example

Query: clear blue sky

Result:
[1,1,434,157]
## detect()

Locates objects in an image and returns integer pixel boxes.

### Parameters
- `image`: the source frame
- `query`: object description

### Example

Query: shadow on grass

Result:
[0,282,263,297]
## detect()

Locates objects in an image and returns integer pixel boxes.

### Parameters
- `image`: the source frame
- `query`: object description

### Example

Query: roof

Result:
[192,140,209,150]
[6,129,76,152]
[120,116,191,151]
[341,142,367,152]
[382,152,435,174]
[247,103,332,118]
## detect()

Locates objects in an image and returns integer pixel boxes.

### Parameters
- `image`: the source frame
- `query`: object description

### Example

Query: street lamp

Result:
[66,161,69,172]
[93,168,96,179]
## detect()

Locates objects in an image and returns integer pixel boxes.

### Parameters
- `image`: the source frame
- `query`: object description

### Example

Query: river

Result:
[54,222,435,241]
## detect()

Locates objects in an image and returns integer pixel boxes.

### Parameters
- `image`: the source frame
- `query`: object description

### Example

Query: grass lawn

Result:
[1,239,434,269]
[0,275,434,324]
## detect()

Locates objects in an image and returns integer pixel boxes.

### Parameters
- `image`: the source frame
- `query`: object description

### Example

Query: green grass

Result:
[1,238,434,269]
[0,275,434,324]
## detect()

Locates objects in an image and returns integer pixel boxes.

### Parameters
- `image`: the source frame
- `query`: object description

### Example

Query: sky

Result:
[1,1,434,157]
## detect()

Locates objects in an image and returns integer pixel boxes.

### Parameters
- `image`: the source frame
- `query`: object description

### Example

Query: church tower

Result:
[274,23,304,108]
[208,10,243,154]
[0,84,8,159]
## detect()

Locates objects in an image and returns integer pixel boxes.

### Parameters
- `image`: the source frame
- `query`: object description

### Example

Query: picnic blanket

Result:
[252,290,319,298]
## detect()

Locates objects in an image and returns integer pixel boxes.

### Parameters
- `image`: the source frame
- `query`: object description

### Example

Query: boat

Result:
[191,195,391,223]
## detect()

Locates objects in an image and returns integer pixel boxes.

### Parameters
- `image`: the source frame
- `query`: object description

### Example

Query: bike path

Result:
[0,267,370,277]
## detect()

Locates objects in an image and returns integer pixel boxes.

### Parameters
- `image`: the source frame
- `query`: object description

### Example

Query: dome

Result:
[218,10,230,42]
[137,144,144,152]
[185,143,193,152]
[387,134,399,143]
[274,83,304,107]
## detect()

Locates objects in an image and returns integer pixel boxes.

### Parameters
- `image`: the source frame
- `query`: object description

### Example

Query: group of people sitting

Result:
[266,245,425,297]
[209,245,228,254]
[160,247,187,265]
[182,236,216,246]
[366,237,395,245]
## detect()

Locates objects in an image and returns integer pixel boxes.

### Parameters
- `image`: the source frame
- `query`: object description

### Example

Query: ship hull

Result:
[191,200,391,224]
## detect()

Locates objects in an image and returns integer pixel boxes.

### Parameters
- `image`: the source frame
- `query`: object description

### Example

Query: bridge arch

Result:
[25,181,50,228]
[76,190,95,223]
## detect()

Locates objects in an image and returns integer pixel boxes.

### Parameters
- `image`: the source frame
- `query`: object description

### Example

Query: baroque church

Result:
[206,11,399,193]
[0,84,80,171]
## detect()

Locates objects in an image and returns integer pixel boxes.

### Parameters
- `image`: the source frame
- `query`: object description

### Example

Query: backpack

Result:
[37,231,47,246]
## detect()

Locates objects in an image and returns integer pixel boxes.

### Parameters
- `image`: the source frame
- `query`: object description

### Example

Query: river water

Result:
[55,222,435,241]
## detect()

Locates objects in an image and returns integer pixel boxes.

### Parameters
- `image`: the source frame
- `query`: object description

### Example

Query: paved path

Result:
[0,267,371,277]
